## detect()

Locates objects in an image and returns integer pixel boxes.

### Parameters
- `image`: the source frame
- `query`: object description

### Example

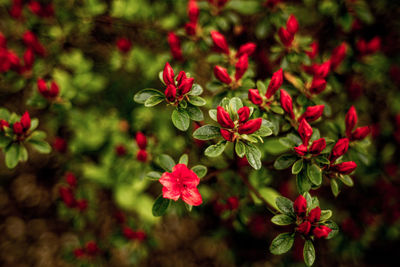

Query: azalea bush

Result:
[1,0,399,266]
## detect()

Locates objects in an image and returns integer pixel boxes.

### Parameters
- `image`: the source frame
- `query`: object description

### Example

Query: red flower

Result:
[21,111,31,130]
[13,122,23,135]
[162,62,175,86]
[298,119,313,145]
[0,120,9,131]
[234,54,248,81]
[227,196,239,210]
[351,126,370,141]
[74,248,85,259]
[135,132,147,149]
[188,0,199,23]
[308,138,326,155]
[85,241,99,256]
[345,106,357,137]
[330,42,347,70]
[115,144,127,156]
[116,38,132,53]
[210,31,230,55]
[159,164,202,206]
[294,144,308,156]
[165,84,177,102]
[136,149,148,162]
[76,199,88,212]
[286,15,299,35]
[65,172,77,188]
[23,48,35,70]
[53,137,67,153]
[185,22,197,36]
[178,77,194,95]
[314,60,330,78]
[220,128,234,141]
[331,138,349,161]
[248,89,263,105]
[297,221,311,235]
[59,186,76,208]
[266,68,283,98]
[308,207,321,223]
[306,42,318,59]
[331,161,357,174]
[278,27,294,47]
[293,195,307,216]
[217,106,234,128]
[238,118,262,135]
[280,89,294,119]
[237,106,250,123]
[309,78,327,94]
[167,32,183,61]
[214,65,232,84]
[299,105,324,122]
[313,225,332,239]
[236,42,256,58]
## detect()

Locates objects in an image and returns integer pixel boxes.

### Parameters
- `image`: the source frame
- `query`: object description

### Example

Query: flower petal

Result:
[181,187,202,206]
[162,185,181,201]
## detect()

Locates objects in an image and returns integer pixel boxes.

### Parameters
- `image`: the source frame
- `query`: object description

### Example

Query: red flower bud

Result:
[185,22,197,36]
[188,0,199,23]
[330,42,347,70]
[116,38,132,53]
[309,78,327,94]
[137,149,148,162]
[227,196,239,210]
[309,138,326,155]
[297,221,311,235]
[10,0,23,18]
[234,54,248,81]
[135,230,147,241]
[23,48,35,69]
[0,120,9,131]
[49,81,60,98]
[331,138,349,160]
[351,126,370,141]
[331,161,357,174]
[59,186,76,207]
[135,132,147,149]
[85,241,99,256]
[298,119,313,145]
[167,32,183,61]
[165,84,177,102]
[266,68,283,98]
[293,195,307,216]
[21,111,31,130]
[248,89,263,105]
[306,42,318,59]
[13,122,23,135]
[74,248,85,258]
[37,78,48,96]
[76,199,88,212]
[356,39,367,55]
[345,106,358,137]
[214,65,232,84]
[236,42,256,58]
[178,77,194,95]
[163,62,175,86]
[115,144,127,156]
[210,31,230,55]
[220,128,234,141]
[367,36,381,54]
[278,27,294,47]
[23,31,45,57]
[53,137,67,153]
[313,225,332,239]
[237,106,250,123]
[315,60,330,78]
[65,172,77,188]
[238,118,262,135]
[286,15,299,35]
[217,106,234,128]
[114,211,126,224]
[308,207,321,223]
[300,105,324,122]
[280,89,294,119]
[123,226,136,240]
[294,144,308,156]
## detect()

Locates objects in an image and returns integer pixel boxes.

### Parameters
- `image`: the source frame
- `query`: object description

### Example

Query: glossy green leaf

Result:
[205,141,227,157]
[269,232,295,255]
[191,165,207,178]
[303,240,315,266]
[271,214,295,225]
[152,195,171,217]
[292,159,303,174]
[171,108,190,131]
[134,88,163,104]
[274,154,297,170]
[157,154,175,172]
[275,196,294,215]
[307,164,322,186]
[193,125,220,140]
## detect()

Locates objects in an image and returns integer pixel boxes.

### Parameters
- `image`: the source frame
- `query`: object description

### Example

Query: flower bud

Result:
[234,54,248,81]
[49,81,60,98]
[280,89,294,119]
[227,196,239,210]
[309,138,326,155]
[135,230,147,241]
[330,42,347,70]
[176,71,187,85]
[238,118,262,135]
[167,32,183,61]
[74,248,85,258]
[123,226,137,240]
[210,31,230,55]
[65,172,77,188]
[185,22,197,36]
[13,122,23,135]
[217,106,234,128]
[306,42,318,59]
[367,36,381,54]
[21,111,31,130]
[59,186,76,207]
[53,137,67,153]
[236,42,256,58]
[308,207,321,223]
[278,27,294,47]
[331,138,349,160]
[356,39,367,55]
[85,241,99,256]
[23,31,45,56]
[137,149,148,162]
[0,120,9,131]
[135,132,147,149]
[116,37,132,53]
[315,60,330,78]
[214,65,232,84]
[293,195,307,216]
[297,221,311,235]
[178,77,194,95]
[163,62,175,86]
[23,48,35,69]
[294,144,308,156]
[345,106,357,137]
[76,199,88,212]
[298,119,313,145]
[164,84,177,102]
[115,145,127,156]
[266,68,283,98]
[351,126,370,141]
[309,78,327,94]
[313,225,332,239]
[37,78,48,96]
[188,0,199,23]
[331,161,357,174]
[248,89,263,105]
[237,106,250,123]
[300,105,324,122]
[286,14,299,35]
[10,0,23,18]
[220,128,234,141]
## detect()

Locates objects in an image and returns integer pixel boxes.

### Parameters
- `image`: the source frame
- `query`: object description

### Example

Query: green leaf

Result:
[320,210,332,221]
[274,154,297,170]
[152,195,171,217]
[287,133,302,146]
[253,124,273,137]
[188,96,206,106]
[179,154,188,165]
[28,139,51,154]
[186,105,204,121]
[191,165,207,178]
[315,155,330,165]
[303,240,315,266]
[275,196,294,215]
[157,154,175,172]
[0,135,11,148]
[209,109,217,121]
[292,159,303,174]
[235,141,246,158]
[271,214,295,225]
[330,179,340,197]
[307,164,322,186]
[189,83,203,96]
[185,203,193,212]
[270,106,284,115]
[171,108,190,131]
[134,88,163,104]
[146,171,163,180]
[19,145,28,162]
[245,143,262,170]
[205,141,227,157]
[256,80,266,95]
[229,97,243,114]
[5,143,20,169]
[325,220,339,239]
[144,95,165,107]
[30,118,39,131]
[193,125,221,140]
[258,187,281,211]
[269,232,295,255]
[339,175,354,187]
[297,169,312,194]
[226,0,260,15]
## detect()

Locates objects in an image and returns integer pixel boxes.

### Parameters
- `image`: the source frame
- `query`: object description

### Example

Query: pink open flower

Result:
[159,164,202,206]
